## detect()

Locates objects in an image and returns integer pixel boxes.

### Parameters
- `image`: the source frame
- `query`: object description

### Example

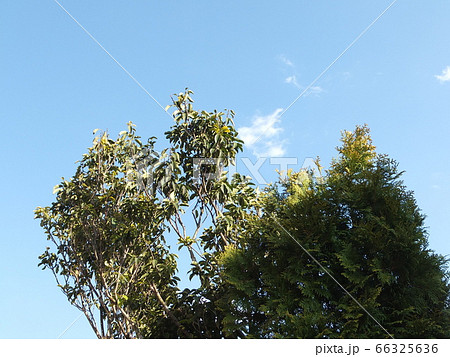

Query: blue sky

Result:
[1,1,449,338]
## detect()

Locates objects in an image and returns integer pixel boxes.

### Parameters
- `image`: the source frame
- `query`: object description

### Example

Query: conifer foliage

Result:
[220,125,450,338]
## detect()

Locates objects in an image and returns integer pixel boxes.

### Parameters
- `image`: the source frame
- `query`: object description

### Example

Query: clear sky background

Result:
[1,0,449,338]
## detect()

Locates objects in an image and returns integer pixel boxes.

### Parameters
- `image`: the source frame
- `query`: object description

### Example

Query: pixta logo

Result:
[129,152,322,193]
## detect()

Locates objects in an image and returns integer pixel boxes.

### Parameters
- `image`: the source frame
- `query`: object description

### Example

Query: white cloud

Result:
[238,109,286,157]
[285,75,301,89]
[435,66,450,83]
[280,56,324,95]
[285,75,323,95]
[263,142,285,157]
[309,85,324,95]
[279,54,294,67]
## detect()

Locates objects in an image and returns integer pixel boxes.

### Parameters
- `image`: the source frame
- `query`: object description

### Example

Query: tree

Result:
[36,90,255,338]
[37,93,449,338]
[220,125,450,338]
[36,123,182,338]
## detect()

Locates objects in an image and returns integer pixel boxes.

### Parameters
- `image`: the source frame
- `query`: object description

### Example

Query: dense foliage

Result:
[220,126,450,338]
[36,90,253,338]
[36,92,449,338]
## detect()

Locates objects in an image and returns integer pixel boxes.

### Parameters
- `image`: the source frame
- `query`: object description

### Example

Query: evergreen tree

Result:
[220,125,450,338]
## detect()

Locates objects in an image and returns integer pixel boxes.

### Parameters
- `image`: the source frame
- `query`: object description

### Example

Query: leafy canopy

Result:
[36,93,450,338]
[36,90,255,338]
